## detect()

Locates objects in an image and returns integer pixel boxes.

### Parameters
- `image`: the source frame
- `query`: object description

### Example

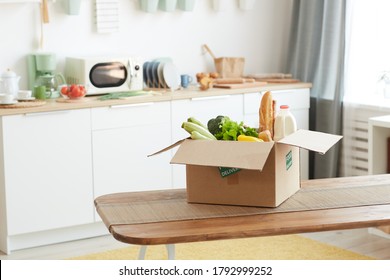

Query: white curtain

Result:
[344,0,390,104]
[342,0,390,177]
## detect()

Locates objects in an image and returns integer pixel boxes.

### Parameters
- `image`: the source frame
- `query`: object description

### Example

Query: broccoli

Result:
[207,115,228,136]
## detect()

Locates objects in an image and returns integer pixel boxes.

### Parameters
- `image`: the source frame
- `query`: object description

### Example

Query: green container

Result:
[177,0,195,11]
[159,0,177,12]
[140,0,159,13]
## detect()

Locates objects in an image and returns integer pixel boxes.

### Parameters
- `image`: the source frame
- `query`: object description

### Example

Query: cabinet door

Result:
[91,102,172,205]
[2,109,94,235]
[171,94,244,188]
[243,88,310,179]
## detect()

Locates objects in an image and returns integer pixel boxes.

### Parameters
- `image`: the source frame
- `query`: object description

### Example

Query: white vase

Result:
[177,0,195,11]
[238,0,255,11]
[159,0,177,12]
[140,0,159,13]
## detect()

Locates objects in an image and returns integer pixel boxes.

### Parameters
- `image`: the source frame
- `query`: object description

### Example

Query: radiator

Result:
[341,102,390,176]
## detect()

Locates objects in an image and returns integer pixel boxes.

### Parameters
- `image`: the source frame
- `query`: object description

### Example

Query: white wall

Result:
[0,0,292,90]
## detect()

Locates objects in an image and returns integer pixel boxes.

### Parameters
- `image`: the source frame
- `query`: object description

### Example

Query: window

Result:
[344,0,390,105]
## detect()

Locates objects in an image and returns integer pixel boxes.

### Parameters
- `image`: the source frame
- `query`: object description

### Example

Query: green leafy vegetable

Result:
[211,116,258,141]
[207,115,227,136]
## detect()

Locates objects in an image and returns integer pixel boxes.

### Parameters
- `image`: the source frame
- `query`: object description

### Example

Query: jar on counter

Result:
[273,105,297,141]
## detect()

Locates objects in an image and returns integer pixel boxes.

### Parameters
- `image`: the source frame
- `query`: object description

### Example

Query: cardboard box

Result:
[168,129,342,208]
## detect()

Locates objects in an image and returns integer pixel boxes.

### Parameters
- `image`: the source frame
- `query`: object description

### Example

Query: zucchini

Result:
[182,121,216,140]
[191,131,214,140]
[187,117,208,130]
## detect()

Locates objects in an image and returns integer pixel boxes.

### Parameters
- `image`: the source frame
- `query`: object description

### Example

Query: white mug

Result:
[18,90,32,99]
[0,93,14,103]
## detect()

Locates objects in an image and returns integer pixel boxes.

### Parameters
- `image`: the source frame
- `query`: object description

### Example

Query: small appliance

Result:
[27,53,66,98]
[64,56,143,95]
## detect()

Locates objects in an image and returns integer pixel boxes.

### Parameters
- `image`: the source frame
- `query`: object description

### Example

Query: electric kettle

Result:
[0,69,20,97]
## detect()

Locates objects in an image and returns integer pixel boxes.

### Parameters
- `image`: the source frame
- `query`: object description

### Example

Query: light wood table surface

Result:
[95,175,390,250]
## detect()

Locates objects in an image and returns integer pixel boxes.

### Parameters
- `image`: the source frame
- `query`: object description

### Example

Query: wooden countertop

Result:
[0,83,312,116]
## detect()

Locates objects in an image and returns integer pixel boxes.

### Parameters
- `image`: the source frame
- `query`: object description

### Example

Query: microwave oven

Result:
[64,56,143,95]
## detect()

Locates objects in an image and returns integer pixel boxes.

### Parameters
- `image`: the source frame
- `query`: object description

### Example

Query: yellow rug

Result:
[70,235,373,260]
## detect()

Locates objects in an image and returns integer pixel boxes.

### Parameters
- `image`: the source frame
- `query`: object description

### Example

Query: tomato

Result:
[70,86,81,98]
[61,86,69,95]
[70,84,77,92]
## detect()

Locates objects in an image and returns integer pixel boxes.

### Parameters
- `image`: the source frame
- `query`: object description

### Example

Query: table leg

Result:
[137,244,176,260]
[138,245,147,260]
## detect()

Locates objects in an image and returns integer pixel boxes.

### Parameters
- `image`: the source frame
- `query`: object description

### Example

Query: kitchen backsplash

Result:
[0,0,292,90]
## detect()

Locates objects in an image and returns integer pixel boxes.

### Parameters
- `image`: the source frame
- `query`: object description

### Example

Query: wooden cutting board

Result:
[256,78,300,83]
[213,81,267,89]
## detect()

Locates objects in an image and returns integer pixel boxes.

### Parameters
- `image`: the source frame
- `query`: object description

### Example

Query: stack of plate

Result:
[143,58,181,90]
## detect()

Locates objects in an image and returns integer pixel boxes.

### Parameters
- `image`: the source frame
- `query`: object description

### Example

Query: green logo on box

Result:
[218,167,241,178]
[286,150,293,170]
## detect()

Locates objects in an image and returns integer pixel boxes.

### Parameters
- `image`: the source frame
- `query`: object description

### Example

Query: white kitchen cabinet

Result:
[243,88,310,179]
[171,94,244,188]
[91,101,172,206]
[0,109,94,252]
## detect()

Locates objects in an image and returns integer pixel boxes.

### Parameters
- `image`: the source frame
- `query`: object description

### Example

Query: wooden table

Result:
[95,175,390,259]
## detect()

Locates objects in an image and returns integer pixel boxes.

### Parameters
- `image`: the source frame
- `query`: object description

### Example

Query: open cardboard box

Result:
[157,129,342,208]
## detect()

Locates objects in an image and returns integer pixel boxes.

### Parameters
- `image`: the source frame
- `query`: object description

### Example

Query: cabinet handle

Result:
[110,102,154,109]
[191,95,230,101]
[24,110,70,117]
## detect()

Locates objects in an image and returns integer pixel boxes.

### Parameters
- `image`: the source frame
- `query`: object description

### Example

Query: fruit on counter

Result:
[182,119,216,140]
[208,115,258,141]
[60,84,87,99]
[237,135,264,142]
[196,72,219,91]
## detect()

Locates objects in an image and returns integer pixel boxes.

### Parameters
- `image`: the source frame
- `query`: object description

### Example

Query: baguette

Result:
[259,91,274,138]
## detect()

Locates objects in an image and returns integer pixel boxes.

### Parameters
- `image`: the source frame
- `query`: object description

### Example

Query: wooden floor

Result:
[0,228,389,260]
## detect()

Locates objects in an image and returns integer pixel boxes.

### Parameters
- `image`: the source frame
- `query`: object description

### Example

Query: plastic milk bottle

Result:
[273,105,297,141]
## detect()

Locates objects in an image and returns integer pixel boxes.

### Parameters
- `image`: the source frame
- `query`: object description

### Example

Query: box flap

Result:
[277,129,343,154]
[148,138,189,157]
[171,139,275,170]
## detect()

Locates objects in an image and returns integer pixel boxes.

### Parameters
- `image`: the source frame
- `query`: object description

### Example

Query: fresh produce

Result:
[187,117,208,130]
[207,115,226,135]
[61,84,87,99]
[182,119,216,140]
[191,130,214,140]
[196,72,219,91]
[209,115,258,141]
[182,115,259,142]
[237,135,264,142]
